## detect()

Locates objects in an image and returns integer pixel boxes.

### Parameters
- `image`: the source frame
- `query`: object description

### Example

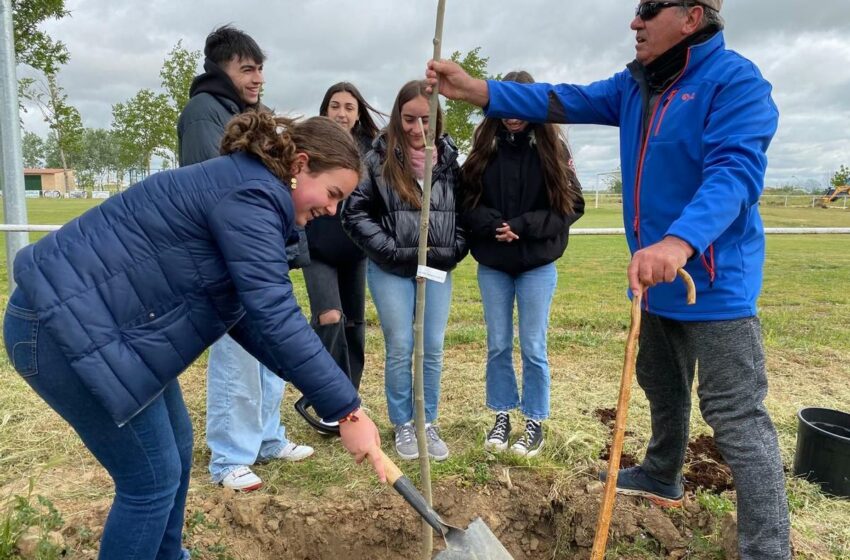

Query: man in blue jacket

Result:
[178,25,313,493]
[428,1,790,557]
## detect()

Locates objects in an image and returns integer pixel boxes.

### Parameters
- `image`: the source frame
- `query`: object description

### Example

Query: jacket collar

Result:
[627,29,725,90]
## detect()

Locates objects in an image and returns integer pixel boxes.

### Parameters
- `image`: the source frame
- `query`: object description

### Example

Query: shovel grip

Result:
[378,449,404,485]
[378,449,446,536]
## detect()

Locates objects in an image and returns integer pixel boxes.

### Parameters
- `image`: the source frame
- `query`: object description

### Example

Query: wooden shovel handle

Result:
[377,448,404,485]
[590,268,695,560]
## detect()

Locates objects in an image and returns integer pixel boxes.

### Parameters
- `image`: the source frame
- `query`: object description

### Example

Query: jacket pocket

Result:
[653,89,679,137]
[121,301,189,339]
[3,303,39,378]
[700,244,716,288]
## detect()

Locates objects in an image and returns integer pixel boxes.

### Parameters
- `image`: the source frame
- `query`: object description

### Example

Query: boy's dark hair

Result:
[204,25,265,66]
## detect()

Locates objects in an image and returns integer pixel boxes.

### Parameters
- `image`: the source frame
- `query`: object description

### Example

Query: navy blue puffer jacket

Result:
[13,152,360,426]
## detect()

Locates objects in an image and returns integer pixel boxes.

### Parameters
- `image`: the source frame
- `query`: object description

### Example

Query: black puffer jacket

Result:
[463,127,584,275]
[341,134,467,278]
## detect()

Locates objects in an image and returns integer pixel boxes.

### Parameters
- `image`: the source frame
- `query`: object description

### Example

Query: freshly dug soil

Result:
[47,470,700,559]
[17,464,822,559]
[684,434,734,493]
[593,407,734,494]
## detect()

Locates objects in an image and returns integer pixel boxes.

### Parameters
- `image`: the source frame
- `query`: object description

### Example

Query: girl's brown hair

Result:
[461,71,582,216]
[382,80,443,209]
[220,112,362,183]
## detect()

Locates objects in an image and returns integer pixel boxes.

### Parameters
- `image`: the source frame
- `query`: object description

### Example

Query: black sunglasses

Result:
[635,1,686,21]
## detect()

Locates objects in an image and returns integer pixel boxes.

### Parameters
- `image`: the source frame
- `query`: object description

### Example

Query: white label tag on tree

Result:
[416,265,447,283]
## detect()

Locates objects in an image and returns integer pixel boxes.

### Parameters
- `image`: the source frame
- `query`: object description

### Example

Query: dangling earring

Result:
[290,177,297,190]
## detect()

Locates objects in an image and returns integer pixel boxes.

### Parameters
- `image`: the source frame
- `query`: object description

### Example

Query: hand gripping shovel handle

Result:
[590,269,695,560]
[377,448,449,536]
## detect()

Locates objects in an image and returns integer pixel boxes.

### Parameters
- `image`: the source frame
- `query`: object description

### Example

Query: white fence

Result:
[12,191,850,209]
[587,192,849,209]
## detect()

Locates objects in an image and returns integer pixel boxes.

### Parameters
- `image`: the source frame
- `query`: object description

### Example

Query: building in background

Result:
[23,168,78,198]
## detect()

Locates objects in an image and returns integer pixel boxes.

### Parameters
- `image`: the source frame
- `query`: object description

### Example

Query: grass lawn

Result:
[1,199,848,558]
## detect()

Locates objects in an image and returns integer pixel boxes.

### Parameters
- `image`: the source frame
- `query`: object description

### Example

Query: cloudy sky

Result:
[18,0,850,190]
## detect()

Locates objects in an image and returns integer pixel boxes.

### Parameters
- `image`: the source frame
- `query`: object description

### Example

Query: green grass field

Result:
[1,199,848,558]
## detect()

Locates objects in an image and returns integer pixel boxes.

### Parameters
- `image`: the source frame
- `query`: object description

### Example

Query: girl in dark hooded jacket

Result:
[461,71,584,458]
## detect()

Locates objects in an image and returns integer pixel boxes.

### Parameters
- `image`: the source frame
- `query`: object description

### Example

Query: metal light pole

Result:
[0,0,29,293]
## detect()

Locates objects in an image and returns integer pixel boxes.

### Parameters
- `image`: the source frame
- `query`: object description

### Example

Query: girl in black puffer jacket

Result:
[342,80,466,462]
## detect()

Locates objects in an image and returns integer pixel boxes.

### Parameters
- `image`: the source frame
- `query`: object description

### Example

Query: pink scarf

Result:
[407,147,438,181]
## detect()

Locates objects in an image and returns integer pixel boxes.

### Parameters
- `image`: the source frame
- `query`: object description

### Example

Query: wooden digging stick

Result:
[590,269,696,560]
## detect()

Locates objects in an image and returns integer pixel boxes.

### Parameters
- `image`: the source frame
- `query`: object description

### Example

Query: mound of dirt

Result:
[593,407,639,468]
[592,408,734,494]
[12,466,829,559]
[180,470,704,559]
[684,434,733,493]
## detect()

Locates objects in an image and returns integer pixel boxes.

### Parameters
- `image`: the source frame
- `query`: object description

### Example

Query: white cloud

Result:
[17,0,850,189]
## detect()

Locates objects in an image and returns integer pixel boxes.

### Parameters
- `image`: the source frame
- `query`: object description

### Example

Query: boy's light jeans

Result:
[206,333,288,482]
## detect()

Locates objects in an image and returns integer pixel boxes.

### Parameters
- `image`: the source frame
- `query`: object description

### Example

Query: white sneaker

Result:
[220,466,263,492]
[273,442,315,462]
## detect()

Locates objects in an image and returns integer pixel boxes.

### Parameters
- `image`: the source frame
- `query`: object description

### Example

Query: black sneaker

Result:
[485,412,511,451]
[511,419,544,457]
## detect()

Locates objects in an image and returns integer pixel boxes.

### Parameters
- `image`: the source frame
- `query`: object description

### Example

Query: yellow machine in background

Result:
[820,185,850,207]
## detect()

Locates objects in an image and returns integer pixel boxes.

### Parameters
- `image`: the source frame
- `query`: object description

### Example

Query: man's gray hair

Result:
[682,1,725,30]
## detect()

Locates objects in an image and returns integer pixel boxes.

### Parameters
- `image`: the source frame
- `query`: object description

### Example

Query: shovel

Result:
[377,448,514,560]
[297,404,513,558]
[590,269,696,560]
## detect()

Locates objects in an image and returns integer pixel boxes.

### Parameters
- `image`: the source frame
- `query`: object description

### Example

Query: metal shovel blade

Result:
[434,518,514,560]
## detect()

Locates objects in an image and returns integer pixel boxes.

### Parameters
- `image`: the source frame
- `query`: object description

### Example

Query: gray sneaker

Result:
[394,422,419,460]
[425,424,449,461]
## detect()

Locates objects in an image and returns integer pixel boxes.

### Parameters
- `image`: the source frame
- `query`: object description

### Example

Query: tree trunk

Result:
[413,2,447,559]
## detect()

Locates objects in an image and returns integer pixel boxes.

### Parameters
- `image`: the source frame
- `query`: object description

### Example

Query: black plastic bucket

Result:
[793,407,850,498]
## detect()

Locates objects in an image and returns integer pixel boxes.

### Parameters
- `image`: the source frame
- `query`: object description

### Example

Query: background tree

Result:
[605,173,623,194]
[159,40,201,161]
[74,128,121,188]
[112,89,174,175]
[443,47,498,153]
[24,71,83,189]
[11,0,68,74]
[21,130,45,167]
[830,164,850,188]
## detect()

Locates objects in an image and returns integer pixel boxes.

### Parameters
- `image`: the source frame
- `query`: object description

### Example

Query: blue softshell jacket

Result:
[486,32,779,321]
[13,152,360,425]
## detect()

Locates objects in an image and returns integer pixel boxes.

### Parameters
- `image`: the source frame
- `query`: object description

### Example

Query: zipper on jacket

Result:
[632,49,691,309]
[700,243,716,288]
[653,89,679,137]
